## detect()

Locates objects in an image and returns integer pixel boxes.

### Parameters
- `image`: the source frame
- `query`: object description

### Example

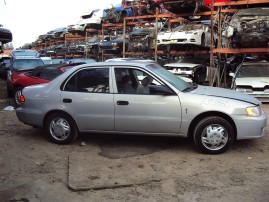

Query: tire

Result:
[14,87,23,107]
[193,116,234,154]
[45,112,78,144]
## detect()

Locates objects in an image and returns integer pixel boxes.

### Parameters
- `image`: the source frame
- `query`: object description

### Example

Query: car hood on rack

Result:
[235,77,269,88]
[190,85,260,105]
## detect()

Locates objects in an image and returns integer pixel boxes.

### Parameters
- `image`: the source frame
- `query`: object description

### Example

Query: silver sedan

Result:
[16,62,267,154]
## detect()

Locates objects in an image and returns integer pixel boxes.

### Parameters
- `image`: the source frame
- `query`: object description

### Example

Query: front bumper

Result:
[235,110,267,140]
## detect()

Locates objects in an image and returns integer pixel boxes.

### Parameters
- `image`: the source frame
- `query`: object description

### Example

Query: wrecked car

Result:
[230,61,269,103]
[103,4,127,24]
[163,56,217,85]
[227,7,269,48]
[128,27,156,52]
[99,35,128,54]
[68,9,106,34]
[157,23,212,48]
[122,0,159,16]
[155,0,209,15]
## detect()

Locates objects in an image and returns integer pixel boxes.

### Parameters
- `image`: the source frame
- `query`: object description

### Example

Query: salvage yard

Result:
[0,78,269,202]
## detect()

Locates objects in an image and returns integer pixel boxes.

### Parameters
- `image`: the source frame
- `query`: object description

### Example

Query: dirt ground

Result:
[0,78,268,202]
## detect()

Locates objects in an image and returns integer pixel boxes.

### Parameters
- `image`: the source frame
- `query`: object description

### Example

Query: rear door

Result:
[61,66,114,131]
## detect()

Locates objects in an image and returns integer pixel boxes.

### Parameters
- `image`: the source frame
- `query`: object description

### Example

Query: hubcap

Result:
[49,118,71,141]
[201,124,228,151]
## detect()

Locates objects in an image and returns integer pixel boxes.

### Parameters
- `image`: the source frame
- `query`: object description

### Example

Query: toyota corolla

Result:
[16,61,267,154]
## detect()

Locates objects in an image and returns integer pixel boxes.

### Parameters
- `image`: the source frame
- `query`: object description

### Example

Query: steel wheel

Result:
[45,112,78,144]
[194,116,234,154]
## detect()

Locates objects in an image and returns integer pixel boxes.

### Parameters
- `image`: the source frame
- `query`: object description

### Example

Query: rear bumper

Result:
[16,107,44,128]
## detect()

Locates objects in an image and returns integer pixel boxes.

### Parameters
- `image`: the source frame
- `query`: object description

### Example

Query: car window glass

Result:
[114,68,174,95]
[39,68,62,81]
[13,59,44,70]
[64,68,109,93]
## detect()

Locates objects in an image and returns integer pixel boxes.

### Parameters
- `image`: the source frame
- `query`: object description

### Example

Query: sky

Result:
[0,0,121,48]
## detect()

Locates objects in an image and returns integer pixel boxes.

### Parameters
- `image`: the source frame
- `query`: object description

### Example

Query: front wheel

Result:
[45,112,78,144]
[193,116,234,154]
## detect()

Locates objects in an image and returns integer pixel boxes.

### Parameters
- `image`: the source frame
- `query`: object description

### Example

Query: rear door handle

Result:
[63,98,72,103]
[117,101,129,105]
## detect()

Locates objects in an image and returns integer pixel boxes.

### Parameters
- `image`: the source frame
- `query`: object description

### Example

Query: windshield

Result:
[237,63,269,77]
[173,24,203,31]
[146,63,191,91]
[131,28,154,35]
[13,59,44,70]
[87,36,101,43]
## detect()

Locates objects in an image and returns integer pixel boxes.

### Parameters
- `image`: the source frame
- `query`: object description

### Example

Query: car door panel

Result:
[61,91,114,131]
[114,94,181,134]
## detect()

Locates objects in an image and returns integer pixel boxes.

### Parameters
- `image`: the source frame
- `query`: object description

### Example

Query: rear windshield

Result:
[13,59,44,70]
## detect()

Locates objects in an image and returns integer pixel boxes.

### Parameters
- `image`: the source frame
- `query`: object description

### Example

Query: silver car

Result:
[16,62,267,154]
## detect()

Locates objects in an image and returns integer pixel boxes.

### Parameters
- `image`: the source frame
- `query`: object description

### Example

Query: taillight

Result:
[20,95,25,103]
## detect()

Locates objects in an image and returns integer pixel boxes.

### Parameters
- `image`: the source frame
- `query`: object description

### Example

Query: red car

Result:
[11,62,84,106]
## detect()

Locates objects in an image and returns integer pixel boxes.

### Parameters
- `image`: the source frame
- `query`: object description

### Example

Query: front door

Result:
[113,67,182,134]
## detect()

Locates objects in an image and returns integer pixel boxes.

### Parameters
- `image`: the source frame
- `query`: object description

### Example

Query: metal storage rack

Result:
[210,0,269,87]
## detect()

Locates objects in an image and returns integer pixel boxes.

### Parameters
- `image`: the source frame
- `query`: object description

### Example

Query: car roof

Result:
[11,49,39,57]
[13,56,41,60]
[71,61,156,70]
[105,58,154,62]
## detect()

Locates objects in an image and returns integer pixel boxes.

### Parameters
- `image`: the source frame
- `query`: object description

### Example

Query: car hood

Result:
[165,63,200,68]
[190,85,260,105]
[235,77,269,88]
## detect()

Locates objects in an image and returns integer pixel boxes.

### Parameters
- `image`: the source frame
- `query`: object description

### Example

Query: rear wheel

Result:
[193,116,234,154]
[45,112,78,144]
[14,87,23,107]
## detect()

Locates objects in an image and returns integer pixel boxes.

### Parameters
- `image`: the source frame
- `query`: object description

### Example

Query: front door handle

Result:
[63,98,72,103]
[117,101,129,105]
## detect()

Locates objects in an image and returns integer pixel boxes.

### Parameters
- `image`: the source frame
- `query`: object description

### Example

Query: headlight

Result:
[246,106,262,117]
[185,31,193,34]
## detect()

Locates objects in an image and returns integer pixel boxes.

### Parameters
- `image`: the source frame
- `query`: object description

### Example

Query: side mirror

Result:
[229,72,235,77]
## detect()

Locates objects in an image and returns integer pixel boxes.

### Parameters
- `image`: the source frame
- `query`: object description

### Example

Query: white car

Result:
[68,9,105,34]
[157,24,211,47]
[230,62,269,103]
[164,57,217,85]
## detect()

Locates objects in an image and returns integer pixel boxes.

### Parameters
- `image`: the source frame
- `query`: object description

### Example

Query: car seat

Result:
[136,76,152,94]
